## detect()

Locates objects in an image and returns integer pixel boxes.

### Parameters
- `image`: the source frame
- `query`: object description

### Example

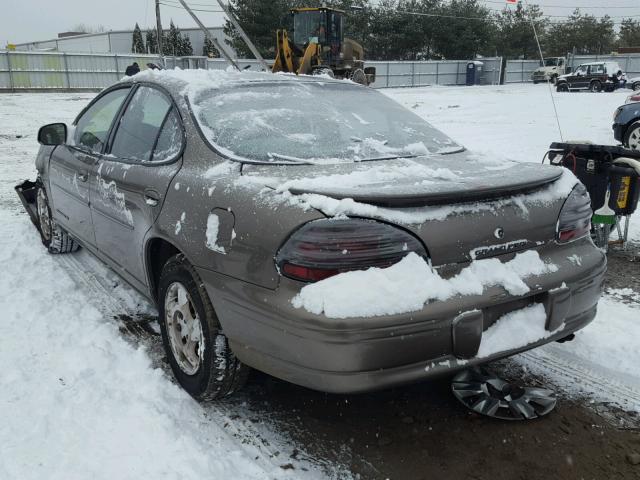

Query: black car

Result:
[556,62,624,93]
[613,95,640,150]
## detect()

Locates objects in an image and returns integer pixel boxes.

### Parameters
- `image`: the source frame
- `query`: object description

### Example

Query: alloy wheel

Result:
[164,282,205,375]
[36,188,52,241]
[627,126,640,150]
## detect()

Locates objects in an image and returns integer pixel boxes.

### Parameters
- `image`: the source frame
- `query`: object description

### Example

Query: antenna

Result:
[523,0,564,141]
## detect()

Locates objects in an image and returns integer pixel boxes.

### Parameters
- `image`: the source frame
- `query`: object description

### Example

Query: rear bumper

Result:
[198,238,606,393]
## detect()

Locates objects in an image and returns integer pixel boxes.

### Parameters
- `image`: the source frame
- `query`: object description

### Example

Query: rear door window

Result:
[110,86,172,162]
[152,109,183,162]
[74,88,130,153]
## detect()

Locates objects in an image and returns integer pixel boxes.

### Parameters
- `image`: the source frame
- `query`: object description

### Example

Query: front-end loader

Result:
[272,7,376,85]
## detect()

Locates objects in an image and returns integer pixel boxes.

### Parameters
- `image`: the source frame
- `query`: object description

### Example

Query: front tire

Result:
[158,254,249,400]
[36,183,79,254]
[556,82,569,92]
[632,81,640,91]
[624,121,640,151]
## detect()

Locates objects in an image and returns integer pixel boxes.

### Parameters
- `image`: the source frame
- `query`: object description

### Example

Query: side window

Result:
[74,88,130,153]
[110,86,171,162]
[152,109,183,162]
[591,64,605,75]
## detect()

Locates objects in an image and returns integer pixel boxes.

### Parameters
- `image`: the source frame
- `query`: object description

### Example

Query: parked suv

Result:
[556,62,624,92]
[532,57,567,84]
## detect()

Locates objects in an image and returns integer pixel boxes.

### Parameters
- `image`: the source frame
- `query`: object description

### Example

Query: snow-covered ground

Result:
[1,84,640,479]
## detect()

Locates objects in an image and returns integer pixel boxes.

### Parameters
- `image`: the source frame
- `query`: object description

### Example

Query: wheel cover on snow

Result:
[164,282,205,375]
[452,367,557,420]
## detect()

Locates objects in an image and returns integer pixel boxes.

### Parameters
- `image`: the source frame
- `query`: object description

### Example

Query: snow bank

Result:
[0,214,285,480]
[477,304,556,358]
[292,250,557,318]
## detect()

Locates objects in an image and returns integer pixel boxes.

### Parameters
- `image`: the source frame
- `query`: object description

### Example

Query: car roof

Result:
[119,68,356,97]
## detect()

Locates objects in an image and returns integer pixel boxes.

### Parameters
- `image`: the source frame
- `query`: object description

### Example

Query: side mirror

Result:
[38,123,67,146]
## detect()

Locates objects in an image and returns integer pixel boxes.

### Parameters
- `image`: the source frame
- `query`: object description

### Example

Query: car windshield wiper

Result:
[357,154,420,162]
[438,146,466,155]
[266,153,318,165]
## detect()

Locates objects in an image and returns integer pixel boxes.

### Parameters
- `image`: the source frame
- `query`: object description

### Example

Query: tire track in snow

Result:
[56,250,335,479]
[519,347,640,412]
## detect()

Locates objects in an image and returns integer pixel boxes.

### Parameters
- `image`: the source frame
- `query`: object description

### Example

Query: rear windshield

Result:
[191,82,461,164]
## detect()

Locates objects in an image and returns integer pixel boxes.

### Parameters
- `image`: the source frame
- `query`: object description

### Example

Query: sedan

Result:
[17,70,606,399]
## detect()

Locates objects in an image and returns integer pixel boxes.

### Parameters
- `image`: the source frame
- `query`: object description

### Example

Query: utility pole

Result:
[155,0,165,66]
[176,0,240,70]
[215,0,269,71]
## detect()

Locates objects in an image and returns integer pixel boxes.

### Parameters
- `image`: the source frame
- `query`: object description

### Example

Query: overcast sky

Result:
[1,0,638,46]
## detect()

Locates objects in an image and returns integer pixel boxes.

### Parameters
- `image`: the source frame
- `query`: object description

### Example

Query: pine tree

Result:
[202,36,219,58]
[131,23,145,54]
[145,29,157,54]
[167,20,180,56]
[223,0,290,58]
[179,33,194,56]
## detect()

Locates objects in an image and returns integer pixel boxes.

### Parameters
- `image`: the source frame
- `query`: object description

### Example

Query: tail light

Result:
[276,218,427,282]
[557,183,592,243]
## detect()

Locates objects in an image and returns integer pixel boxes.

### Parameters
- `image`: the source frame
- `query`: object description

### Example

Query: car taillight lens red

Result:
[276,218,428,282]
[557,183,592,243]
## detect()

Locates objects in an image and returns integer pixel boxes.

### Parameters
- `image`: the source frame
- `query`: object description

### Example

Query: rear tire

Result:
[624,121,640,151]
[556,82,569,92]
[349,68,367,85]
[589,80,602,93]
[158,254,249,400]
[36,182,79,254]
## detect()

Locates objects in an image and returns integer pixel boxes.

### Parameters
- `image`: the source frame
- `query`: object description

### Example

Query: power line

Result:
[480,0,640,9]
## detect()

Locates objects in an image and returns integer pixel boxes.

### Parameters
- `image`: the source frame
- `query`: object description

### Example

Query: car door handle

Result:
[144,189,160,206]
[77,171,88,182]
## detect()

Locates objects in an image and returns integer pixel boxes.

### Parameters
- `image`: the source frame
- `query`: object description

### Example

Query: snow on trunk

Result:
[292,251,557,319]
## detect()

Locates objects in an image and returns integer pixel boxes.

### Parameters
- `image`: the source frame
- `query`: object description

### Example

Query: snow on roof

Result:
[127,68,346,95]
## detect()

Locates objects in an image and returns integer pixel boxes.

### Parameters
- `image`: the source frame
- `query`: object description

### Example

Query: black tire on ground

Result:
[350,68,367,85]
[589,80,602,93]
[533,80,539,85]
[35,182,79,254]
[633,81,640,91]
[158,253,249,400]
[623,121,640,151]
[556,82,569,92]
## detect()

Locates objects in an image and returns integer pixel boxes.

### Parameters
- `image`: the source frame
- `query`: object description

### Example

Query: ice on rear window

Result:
[190,81,461,164]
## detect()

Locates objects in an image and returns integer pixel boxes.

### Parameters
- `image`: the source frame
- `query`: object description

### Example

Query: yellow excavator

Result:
[272,6,376,85]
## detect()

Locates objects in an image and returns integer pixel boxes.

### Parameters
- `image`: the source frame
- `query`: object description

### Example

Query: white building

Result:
[13,27,235,57]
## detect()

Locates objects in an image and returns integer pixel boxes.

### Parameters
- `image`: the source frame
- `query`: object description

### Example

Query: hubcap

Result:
[164,282,205,375]
[452,367,556,420]
[36,188,52,241]
[628,127,640,151]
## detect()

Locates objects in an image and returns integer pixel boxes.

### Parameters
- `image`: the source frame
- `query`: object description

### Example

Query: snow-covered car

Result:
[556,62,625,92]
[16,69,606,400]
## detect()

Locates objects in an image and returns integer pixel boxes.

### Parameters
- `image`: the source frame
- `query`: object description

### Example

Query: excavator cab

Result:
[273,7,375,85]
[291,8,343,67]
